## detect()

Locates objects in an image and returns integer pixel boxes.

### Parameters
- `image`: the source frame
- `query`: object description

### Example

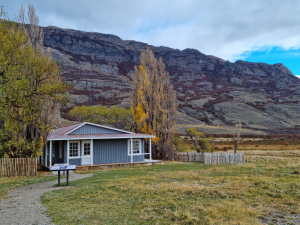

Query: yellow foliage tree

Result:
[0,6,68,158]
[131,47,177,159]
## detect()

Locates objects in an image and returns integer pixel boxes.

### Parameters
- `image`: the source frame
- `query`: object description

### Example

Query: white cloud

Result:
[3,0,300,61]
[296,75,300,79]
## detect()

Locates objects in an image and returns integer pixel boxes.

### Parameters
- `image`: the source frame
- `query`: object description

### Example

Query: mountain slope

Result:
[43,26,300,134]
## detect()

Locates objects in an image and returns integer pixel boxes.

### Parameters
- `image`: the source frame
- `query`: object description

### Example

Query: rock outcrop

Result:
[42,26,300,133]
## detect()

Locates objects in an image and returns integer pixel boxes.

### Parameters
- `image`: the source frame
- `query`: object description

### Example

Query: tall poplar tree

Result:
[0,6,68,158]
[131,47,177,159]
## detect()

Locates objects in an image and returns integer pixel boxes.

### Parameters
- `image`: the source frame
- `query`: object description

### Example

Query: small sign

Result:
[50,166,60,170]
[50,164,77,171]
[67,165,76,170]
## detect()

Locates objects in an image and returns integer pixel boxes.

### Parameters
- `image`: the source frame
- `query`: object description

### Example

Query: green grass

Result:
[41,153,300,225]
[0,171,59,198]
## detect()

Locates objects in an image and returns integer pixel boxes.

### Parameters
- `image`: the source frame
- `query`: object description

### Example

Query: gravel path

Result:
[0,173,93,225]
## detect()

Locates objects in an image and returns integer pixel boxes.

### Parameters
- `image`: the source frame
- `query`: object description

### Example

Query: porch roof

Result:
[48,133,155,141]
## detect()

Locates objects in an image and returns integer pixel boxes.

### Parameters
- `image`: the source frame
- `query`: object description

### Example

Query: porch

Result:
[76,159,164,171]
[39,159,164,171]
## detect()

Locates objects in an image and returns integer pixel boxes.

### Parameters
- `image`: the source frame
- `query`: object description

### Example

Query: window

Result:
[128,139,141,155]
[83,141,90,156]
[59,141,62,159]
[69,141,79,157]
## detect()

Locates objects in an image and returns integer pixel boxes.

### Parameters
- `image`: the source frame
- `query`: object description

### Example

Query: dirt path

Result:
[0,173,93,225]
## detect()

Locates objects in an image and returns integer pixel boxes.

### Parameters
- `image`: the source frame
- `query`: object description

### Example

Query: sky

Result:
[3,0,300,76]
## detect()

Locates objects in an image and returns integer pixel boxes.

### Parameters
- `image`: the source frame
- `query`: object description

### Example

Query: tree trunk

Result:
[234,140,238,153]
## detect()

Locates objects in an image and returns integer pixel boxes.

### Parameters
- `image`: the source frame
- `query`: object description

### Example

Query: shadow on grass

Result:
[53,182,75,188]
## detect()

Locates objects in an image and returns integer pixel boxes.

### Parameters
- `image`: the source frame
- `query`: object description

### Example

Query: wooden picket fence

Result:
[177,152,205,162]
[204,153,244,166]
[176,152,244,166]
[0,158,37,177]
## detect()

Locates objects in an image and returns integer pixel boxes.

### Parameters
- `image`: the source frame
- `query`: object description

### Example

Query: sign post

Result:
[49,164,77,186]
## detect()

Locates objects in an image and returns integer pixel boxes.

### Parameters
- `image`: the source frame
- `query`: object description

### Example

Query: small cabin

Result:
[41,122,155,167]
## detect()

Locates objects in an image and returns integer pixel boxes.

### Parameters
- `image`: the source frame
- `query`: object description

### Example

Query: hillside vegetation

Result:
[41,26,300,134]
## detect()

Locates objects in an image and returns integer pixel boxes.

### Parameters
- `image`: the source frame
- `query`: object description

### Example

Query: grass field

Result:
[40,150,300,224]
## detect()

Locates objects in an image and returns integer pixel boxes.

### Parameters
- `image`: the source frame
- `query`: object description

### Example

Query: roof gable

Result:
[48,122,135,140]
[49,123,83,138]
[65,122,132,135]
[68,124,125,135]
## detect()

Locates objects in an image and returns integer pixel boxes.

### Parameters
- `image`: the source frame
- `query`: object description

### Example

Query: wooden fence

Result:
[177,152,205,162]
[0,158,37,177]
[176,152,244,166]
[204,153,244,166]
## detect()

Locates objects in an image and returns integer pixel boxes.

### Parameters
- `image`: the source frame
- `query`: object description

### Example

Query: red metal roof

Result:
[48,133,155,140]
[49,122,84,138]
[48,122,155,140]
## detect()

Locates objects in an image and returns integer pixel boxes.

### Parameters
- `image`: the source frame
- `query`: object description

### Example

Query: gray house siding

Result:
[69,124,125,135]
[70,158,81,165]
[93,139,145,165]
[45,138,146,167]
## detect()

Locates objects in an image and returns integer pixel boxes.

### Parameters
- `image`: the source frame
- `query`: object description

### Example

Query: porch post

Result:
[131,138,133,164]
[42,147,44,166]
[91,139,93,166]
[67,140,70,164]
[45,142,48,167]
[49,140,52,167]
[149,138,152,161]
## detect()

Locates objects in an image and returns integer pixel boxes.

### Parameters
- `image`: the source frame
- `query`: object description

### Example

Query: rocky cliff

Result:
[43,26,300,134]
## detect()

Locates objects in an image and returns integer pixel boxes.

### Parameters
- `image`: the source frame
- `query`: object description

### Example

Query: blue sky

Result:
[237,47,300,75]
[2,0,300,76]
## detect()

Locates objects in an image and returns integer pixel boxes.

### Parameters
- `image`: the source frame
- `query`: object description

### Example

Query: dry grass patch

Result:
[216,138,300,151]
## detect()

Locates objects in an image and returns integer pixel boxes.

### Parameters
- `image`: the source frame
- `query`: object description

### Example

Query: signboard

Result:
[49,165,77,171]
[49,164,77,186]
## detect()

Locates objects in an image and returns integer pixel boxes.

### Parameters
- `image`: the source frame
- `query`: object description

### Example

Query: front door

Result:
[82,140,92,165]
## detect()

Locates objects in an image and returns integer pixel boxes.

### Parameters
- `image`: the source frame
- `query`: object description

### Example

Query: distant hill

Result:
[43,26,300,134]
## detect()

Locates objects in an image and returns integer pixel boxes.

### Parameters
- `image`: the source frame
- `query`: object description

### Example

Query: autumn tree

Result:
[131,47,177,159]
[0,6,68,158]
[69,105,135,131]
[186,128,212,153]
[17,4,44,50]
[186,128,201,152]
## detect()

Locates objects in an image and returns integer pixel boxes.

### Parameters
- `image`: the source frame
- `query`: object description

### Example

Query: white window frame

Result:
[69,141,80,158]
[82,140,91,156]
[59,141,62,159]
[128,139,142,155]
